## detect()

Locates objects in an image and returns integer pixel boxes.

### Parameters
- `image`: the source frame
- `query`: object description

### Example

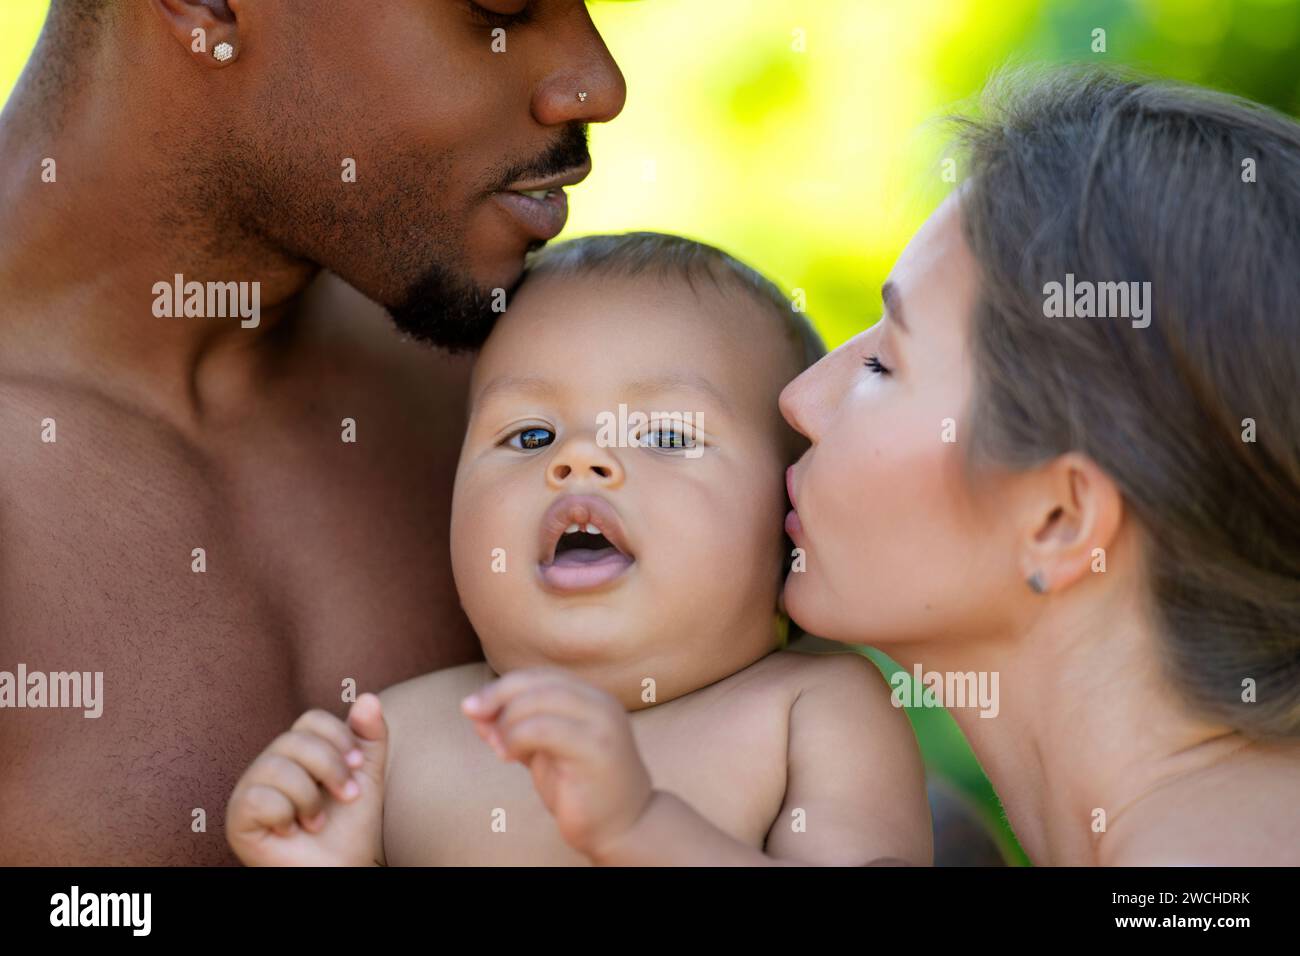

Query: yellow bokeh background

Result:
[9,0,1298,348]
[5,0,1299,863]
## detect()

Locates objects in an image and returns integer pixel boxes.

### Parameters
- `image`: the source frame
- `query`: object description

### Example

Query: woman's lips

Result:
[784,465,803,540]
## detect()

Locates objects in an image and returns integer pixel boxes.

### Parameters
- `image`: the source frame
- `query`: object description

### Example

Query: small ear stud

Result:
[1027,571,1049,594]
[213,42,234,63]
[577,91,588,103]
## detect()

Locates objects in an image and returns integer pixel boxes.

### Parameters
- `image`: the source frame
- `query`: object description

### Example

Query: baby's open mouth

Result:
[538,496,635,593]
[554,524,619,564]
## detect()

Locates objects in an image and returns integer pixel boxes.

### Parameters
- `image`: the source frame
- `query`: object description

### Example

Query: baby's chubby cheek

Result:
[449,479,530,617]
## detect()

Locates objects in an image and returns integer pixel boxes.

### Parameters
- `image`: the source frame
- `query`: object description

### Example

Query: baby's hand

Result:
[461,667,652,860]
[226,693,388,866]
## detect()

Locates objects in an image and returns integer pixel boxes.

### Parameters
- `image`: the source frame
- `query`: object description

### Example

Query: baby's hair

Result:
[524,231,825,373]
[524,232,826,651]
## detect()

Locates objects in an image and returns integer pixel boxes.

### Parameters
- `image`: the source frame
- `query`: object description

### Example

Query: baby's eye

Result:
[636,422,698,453]
[507,426,555,451]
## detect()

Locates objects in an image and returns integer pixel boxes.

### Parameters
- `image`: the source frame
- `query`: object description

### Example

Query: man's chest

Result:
[0,400,478,863]
[1,387,477,685]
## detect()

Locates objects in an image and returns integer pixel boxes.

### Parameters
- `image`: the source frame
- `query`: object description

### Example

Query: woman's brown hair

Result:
[955,66,1300,737]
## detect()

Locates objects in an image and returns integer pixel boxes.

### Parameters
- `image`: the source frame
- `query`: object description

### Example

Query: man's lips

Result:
[537,494,635,593]
[493,159,592,243]
[505,158,592,195]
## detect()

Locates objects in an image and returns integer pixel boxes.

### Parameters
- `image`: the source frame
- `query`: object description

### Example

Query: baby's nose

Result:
[547,437,624,489]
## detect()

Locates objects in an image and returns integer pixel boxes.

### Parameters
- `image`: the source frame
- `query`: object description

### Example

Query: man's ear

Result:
[1016,452,1123,595]
[152,0,241,66]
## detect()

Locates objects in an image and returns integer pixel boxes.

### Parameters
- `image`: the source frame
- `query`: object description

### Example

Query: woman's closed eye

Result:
[864,353,892,375]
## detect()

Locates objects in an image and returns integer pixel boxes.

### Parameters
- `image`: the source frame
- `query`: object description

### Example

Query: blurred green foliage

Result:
[5,0,1299,865]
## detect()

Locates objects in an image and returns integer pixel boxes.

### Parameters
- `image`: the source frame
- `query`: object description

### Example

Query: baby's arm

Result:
[760,652,932,865]
[225,694,389,867]
[463,655,932,866]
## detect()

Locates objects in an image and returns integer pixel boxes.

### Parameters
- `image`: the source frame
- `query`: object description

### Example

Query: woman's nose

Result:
[781,343,850,442]
[780,364,820,441]
[547,438,625,489]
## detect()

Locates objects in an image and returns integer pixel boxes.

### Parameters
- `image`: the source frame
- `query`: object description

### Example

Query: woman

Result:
[780,67,1300,865]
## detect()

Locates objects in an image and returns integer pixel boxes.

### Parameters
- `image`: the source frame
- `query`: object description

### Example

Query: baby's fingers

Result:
[232,783,301,840]
[245,753,331,828]
[266,730,360,803]
[466,712,507,758]
[499,714,587,764]
[292,709,363,767]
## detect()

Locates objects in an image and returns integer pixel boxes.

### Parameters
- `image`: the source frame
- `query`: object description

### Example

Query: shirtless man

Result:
[0,0,625,864]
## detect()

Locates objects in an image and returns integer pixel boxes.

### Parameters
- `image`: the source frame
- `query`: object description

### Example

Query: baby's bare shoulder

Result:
[751,647,893,700]
[698,648,897,733]
[379,661,495,750]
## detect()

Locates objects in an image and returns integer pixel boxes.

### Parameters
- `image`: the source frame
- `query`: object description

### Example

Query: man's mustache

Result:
[491,124,590,191]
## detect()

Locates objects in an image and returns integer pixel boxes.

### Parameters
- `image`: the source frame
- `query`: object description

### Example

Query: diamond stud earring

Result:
[577,91,588,103]
[213,42,234,63]
[1027,571,1049,594]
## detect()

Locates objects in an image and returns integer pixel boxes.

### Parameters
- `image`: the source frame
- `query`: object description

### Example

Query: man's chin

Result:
[386,262,514,352]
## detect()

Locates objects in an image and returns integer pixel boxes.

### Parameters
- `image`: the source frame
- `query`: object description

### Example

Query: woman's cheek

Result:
[782,444,869,635]
[818,420,943,617]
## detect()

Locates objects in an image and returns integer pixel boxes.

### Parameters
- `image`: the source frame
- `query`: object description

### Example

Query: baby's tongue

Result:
[553,546,623,567]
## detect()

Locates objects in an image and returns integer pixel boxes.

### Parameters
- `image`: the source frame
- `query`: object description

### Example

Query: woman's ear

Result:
[1016,452,1123,595]
[152,0,242,67]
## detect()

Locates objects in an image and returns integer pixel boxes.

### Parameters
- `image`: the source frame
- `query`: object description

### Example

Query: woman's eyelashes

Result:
[864,353,892,375]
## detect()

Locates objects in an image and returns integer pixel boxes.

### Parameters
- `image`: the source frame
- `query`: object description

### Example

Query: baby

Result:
[226,232,932,866]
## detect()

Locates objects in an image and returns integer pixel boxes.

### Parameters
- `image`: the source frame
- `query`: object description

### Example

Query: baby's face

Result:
[451,271,799,706]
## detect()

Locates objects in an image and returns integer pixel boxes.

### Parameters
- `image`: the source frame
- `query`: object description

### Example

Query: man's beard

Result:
[385,124,590,352]
[386,259,506,353]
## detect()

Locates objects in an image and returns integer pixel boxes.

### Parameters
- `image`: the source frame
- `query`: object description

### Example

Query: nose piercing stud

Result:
[213,42,234,63]
[577,91,588,103]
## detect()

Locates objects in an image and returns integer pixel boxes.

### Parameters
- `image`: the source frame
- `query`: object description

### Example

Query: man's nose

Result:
[547,437,625,489]
[530,10,627,126]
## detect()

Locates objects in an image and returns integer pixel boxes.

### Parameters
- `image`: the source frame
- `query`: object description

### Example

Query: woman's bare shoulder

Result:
[1106,741,1300,865]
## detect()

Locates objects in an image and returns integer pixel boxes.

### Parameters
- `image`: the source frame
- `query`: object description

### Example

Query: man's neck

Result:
[0,42,317,427]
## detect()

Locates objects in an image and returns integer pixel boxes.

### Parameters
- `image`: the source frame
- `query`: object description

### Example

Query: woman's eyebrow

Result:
[882,280,910,334]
